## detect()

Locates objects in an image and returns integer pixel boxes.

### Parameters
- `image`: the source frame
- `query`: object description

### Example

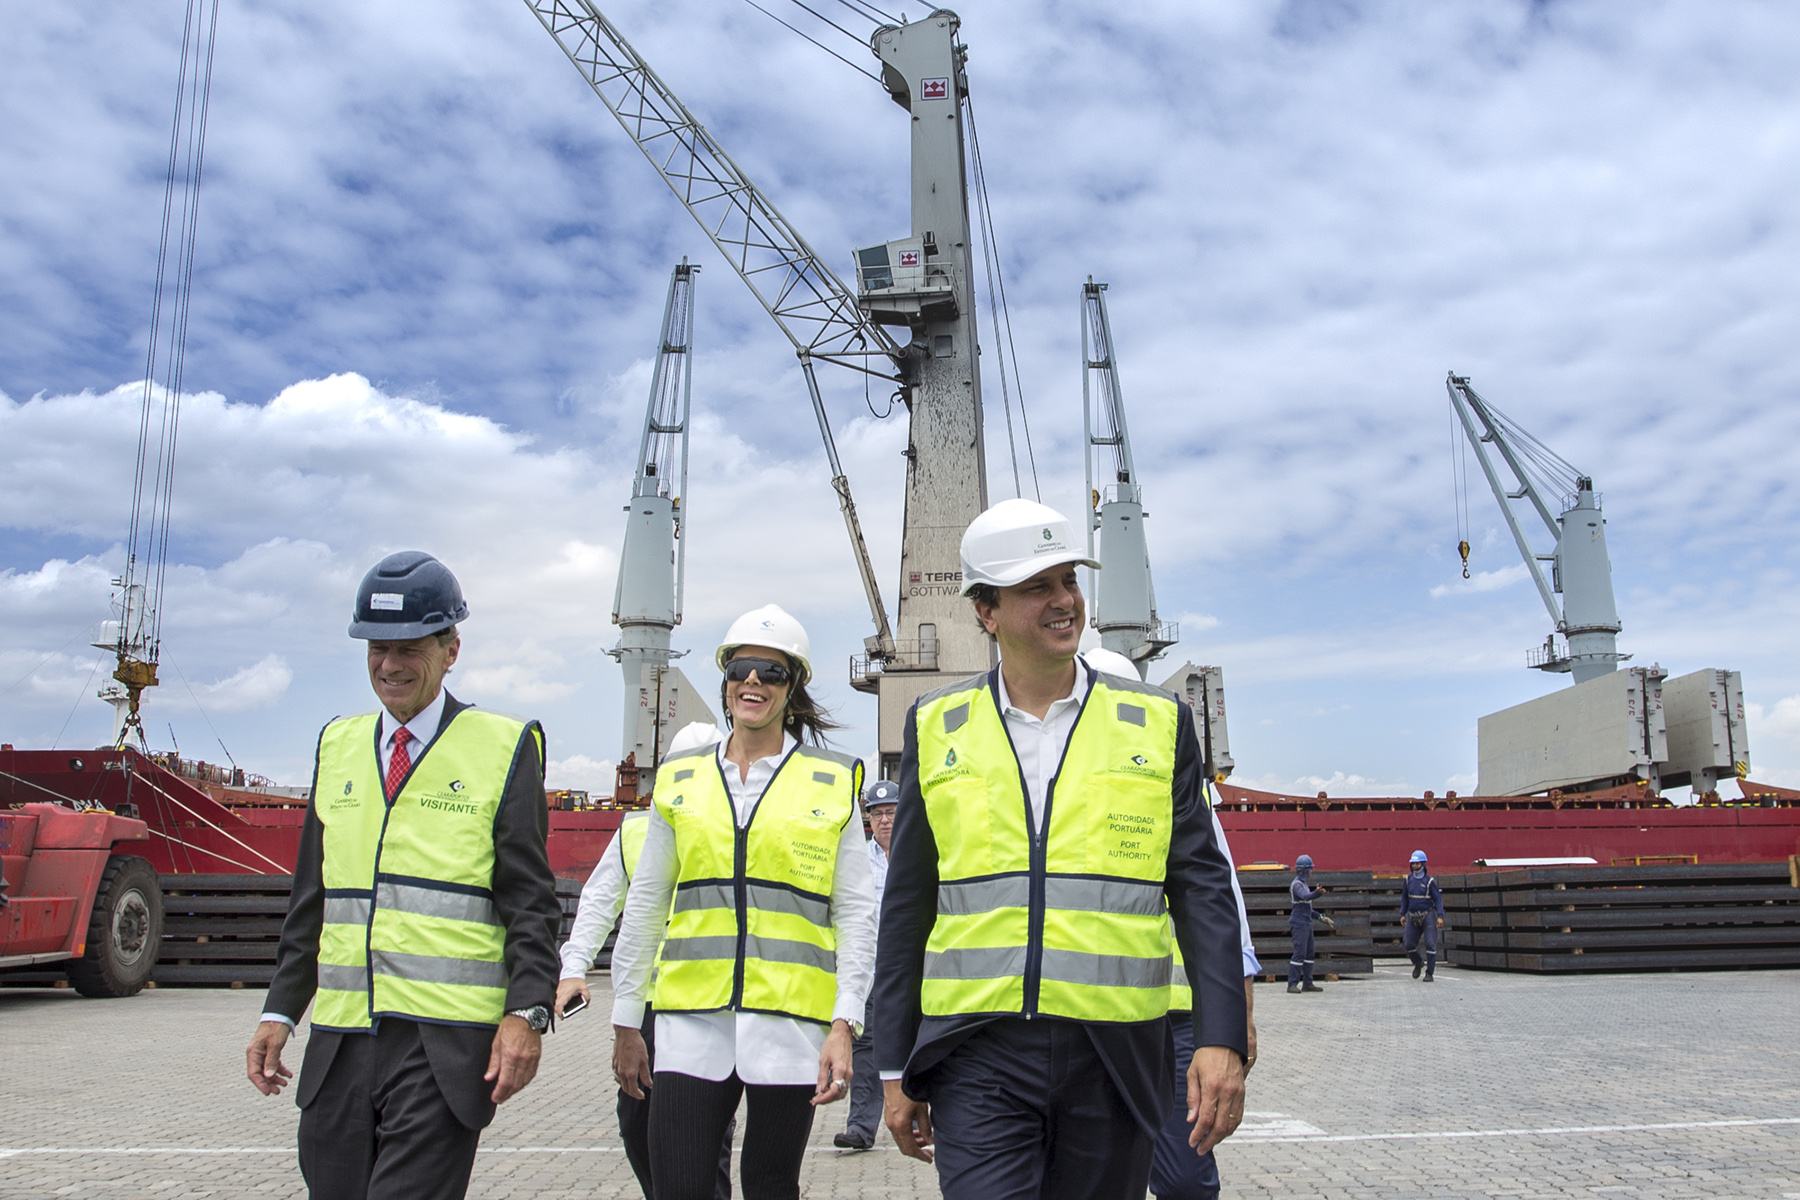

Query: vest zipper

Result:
[720,744,798,1012]
[730,821,748,1009]
[1003,665,1094,1021]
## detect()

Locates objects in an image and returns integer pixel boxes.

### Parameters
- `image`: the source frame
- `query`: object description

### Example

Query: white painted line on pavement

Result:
[1237,1116,1800,1145]
[1234,1112,1329,1139]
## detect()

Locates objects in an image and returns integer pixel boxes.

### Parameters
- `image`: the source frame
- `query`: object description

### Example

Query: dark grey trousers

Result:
[925,1018,1152,1200]
[842,999,881,1144]
[296,1019,481,1200]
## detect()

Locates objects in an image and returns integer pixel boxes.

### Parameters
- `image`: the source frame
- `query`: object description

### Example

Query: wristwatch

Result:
[507,1005,551,1033]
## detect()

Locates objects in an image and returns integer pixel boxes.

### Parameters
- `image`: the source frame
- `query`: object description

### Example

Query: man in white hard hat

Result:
[555,721,733,1200]
[873,499,1250,1200]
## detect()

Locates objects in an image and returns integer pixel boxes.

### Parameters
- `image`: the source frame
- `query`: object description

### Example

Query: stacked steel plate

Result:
[1235,869,1375,978]
[1442,860,1800,973]
[143,874,583,988]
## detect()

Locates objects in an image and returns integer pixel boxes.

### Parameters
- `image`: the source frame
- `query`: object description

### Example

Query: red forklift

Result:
[0,800,163,997]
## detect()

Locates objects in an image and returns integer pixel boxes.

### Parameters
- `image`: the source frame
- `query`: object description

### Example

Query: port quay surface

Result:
[2,966,1796,1199]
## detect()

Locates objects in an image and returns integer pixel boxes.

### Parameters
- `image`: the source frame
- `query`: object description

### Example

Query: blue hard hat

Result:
[349,551,469,640]
[864,779,900,808]
[1410,849,1428,864]
[1295,854,1314,870]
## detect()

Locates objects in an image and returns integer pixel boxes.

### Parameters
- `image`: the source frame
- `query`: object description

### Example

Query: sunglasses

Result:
[723,656,794,686]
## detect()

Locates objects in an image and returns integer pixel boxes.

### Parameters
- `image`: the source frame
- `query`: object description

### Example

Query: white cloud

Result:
[192,654,293,713]
[1745,695,1800,753]
[1431,563,1530,599]
[547,754,617,795]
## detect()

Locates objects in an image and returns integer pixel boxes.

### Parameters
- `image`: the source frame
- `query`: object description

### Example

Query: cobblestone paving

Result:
[2,964,1796,1198]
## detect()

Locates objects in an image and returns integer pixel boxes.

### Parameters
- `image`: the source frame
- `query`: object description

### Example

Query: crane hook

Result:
[1458,539,1471,580]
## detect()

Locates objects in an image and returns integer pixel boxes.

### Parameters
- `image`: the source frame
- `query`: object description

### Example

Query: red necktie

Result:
[386,726,413,800]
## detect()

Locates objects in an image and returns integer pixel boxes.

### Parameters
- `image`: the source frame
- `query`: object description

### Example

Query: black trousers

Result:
[619,1009,734,1200]
[648,1071,815,1200]
[296,1018,482,1200]
[925,1018,1152,1200]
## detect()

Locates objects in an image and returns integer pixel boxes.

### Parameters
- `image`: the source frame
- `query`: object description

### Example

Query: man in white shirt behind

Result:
[835,778,899,1150]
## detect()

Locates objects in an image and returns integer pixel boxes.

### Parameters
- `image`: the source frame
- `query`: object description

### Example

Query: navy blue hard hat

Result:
[349,551,469,640]
[1296,854,1314,870]
[864,779,900,808]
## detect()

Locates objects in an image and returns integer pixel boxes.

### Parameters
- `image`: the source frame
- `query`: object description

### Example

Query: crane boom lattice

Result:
[525,0,899,654]
[525,0,905,374]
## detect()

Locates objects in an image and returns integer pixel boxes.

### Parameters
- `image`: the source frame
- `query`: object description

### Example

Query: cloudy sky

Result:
[3,0,1798,796]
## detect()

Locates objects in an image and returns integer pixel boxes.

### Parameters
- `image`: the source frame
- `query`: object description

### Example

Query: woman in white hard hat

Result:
[607,604,878,1200]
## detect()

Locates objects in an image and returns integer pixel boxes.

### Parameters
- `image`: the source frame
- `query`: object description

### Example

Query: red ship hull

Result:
[1214,780,1800,871]
[7,747,1797,881]
[0,746,624,881]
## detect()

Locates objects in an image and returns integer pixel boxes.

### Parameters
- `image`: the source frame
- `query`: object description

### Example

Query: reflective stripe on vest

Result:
[311,707,538,1031]
[915,668,1181,1024]
[618,811,651,881]
[650,743,861,1025]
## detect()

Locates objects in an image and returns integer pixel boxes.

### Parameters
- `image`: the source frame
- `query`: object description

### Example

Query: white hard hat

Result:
[663,721,723,761]
[1081,648,1140,679]
[715,604,813,686]
[960,498,1100,594]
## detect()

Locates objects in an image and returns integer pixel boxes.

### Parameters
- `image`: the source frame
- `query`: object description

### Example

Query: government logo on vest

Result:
[945,748,957,767]
[449,780,465,792]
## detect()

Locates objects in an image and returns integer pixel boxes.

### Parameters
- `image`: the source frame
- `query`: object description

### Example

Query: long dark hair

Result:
[720,653,841,747]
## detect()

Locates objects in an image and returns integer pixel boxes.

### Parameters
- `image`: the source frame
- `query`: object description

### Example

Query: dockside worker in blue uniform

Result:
[1288,855,1325,993]
[1400,850,1445,981]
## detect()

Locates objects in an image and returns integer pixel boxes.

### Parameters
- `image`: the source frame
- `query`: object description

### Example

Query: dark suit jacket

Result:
[265,691,562,1130]
[871,664,1248,1135]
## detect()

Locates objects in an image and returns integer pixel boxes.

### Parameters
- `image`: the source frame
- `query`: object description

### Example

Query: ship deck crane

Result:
[528,3,992,777]
[95,0,224,748]
[1081,279,1176,675]
[608,260,716,768]
[1445,373,1626,684]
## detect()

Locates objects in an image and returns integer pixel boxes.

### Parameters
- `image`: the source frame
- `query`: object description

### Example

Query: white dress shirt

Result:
[378,688,448,775]
[609,732,879,1085]
[995,663,1087,833]
[560,832,628,979]
[259,688,452,1029]
[866,837,889,903]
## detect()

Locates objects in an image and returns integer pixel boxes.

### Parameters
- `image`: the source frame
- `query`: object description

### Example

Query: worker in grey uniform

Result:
[1288,854,1325,993]
[1400,849,1444,981]
[835,777,898,1151]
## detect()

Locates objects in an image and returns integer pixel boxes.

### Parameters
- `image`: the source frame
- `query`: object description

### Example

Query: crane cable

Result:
[738,0,881,82]
[1449,395,1470,578]
[965,91,1040,501]
[125,0,221,665]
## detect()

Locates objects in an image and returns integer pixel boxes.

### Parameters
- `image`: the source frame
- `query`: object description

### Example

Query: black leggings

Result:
[648,1071,815,1200]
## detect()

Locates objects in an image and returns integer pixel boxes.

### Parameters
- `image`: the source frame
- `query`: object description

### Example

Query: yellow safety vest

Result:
[311,707,541,1031]
[916,667,1184,1024]
[617,811,650,881]
[650,742,861,1025]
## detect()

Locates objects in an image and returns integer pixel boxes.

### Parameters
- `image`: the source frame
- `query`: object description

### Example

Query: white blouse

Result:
[608,732,879,1085]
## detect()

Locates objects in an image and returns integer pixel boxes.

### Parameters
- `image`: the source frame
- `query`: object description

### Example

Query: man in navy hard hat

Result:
[245,551,563,1200]
[1288,855,1325,993]
[1400,850,1445,981]
[836,777,899,1151]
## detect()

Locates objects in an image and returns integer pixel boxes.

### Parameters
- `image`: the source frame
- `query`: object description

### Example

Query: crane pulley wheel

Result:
[1458,539,1471,580]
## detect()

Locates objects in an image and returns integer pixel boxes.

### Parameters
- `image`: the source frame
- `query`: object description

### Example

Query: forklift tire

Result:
[67,856,163,998]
